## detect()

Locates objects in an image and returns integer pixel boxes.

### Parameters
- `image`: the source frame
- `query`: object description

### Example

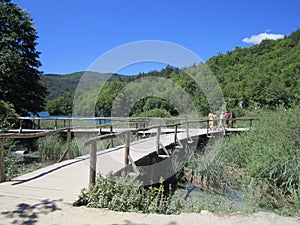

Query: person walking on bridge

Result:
[208,112,215,130]
[218,112,224,130]
[231,111,237,128]
[224,111,231,128]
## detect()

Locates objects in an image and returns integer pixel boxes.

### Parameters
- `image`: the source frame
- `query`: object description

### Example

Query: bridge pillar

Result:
[89,141,97,185]
[67,128,72,159]
[156,126,161,154]
[124,132,130,164]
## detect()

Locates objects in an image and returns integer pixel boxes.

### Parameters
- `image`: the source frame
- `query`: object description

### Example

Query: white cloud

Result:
[242,32,284,44]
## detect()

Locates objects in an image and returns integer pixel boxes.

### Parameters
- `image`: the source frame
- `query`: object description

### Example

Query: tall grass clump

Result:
[37,134,90,161]
[181,107,299,215]
[221,107,300,215]
[185,140,233,193]
[37,134,66,161]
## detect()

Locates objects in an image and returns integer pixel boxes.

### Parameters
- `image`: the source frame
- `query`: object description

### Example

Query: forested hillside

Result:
[207,29,300,110]
[41,71,130,100]
[45,29,300,116]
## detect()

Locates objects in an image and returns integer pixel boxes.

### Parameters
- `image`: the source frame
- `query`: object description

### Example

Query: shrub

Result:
[0,100,18,132]
[76,174,182,214]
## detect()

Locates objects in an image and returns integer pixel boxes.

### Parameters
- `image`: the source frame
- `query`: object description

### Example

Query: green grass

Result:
[183,107,300,216]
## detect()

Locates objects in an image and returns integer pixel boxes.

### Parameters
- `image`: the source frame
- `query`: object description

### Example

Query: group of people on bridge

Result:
[208,111,236,130]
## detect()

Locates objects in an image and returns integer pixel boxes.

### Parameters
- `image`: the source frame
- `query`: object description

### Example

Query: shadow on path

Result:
[11,158,86,186]
[1,199,62,225]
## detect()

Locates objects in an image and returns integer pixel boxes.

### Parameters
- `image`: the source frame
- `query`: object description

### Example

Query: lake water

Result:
[31,112,112,124]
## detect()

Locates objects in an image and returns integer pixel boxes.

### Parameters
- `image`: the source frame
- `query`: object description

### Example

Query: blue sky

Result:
[13,0,300,75]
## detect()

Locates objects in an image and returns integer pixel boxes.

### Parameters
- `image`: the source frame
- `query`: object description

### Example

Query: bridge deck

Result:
[0,128,241,203]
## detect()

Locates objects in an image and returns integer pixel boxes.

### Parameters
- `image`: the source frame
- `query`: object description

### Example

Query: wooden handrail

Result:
[0,116,257,185]
[0,128,68,139]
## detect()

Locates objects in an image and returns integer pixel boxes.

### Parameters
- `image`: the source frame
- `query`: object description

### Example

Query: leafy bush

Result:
[76,175,182,214]
[4,155,50,181]
[0,100,18,132]
[3,139,51,181]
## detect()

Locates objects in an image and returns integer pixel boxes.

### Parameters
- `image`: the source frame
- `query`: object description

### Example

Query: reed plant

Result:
[37,134,66,161]
[184,107,299,215]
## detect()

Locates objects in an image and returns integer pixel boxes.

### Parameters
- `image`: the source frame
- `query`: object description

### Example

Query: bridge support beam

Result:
[110,125,114,148]
[67,128,72,159]
[89,141,97,186]
[156,126,161,154]
[124,132,130,164]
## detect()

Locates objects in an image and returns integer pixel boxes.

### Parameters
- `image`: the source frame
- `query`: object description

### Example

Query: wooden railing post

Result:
[55,119,58,129]
[0,139,5,182]
[156,126,161,154]
[110,125,114,148]
[124,132,130,165]
[206,119,209,136]
[19,119,23,133]
[67,128,72,159]
[174,125,178,145]
[186,120,190,139]
[89,141,97,186]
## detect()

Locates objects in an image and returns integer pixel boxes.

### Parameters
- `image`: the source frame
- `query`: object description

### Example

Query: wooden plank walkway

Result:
[0,128,244,203]
[0,129,206,203]
[94,128,208,177]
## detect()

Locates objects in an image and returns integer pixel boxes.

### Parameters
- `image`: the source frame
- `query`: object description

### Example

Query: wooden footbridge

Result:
[0,117,254,203]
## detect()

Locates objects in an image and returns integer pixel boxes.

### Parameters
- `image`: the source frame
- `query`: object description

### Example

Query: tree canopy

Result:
[207,29,300,110]
[0,0,47,116]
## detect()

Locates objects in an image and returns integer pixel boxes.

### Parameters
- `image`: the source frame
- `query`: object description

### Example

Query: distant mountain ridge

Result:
[41,71,131,100]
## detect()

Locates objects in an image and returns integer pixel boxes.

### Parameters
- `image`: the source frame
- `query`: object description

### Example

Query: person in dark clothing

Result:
[231,112,237,128]
[224,111,231,128]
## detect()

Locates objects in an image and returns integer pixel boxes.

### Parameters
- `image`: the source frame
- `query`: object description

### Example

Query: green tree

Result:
[0,0,47,116]
[0,99,18,183]
[0,100,18,131]
[96,79,127,117]
[46,92,74,116]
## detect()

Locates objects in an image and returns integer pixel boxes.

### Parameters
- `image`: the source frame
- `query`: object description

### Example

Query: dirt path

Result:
[0,195,299,225]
